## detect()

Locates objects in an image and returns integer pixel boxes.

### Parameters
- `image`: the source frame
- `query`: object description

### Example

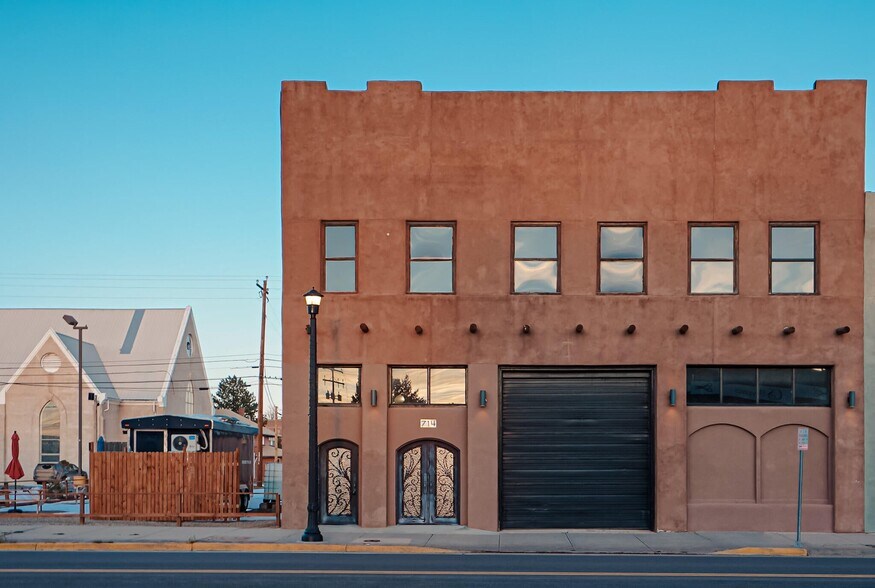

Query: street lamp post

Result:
[301,288,324,542]
[63,314,88,469]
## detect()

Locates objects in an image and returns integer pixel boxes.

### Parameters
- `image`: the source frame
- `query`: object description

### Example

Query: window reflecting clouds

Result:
[691,261,734,294]
[410,226,454,293]
[770,225,816,294]
[514,260,558,293]
[600,260,643,293]
[690,225,736,294]
[772,227,814,260]
[410,261,453,293]
[391,367,466,405]
[410,227,453,259]
[325,226,356,258]
[600,226,643,258]
[324,224,356,292]
[513,225,558,293]
[691,226,734,259]
[514,226,557,259]
[325,260,355,292]
[771,262,815,294]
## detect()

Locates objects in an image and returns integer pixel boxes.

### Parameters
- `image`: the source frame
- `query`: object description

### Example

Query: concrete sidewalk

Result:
[0,520,873,556]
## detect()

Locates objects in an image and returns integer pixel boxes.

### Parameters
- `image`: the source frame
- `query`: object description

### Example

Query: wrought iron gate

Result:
[320,440,358,524]
[397,440,459,524]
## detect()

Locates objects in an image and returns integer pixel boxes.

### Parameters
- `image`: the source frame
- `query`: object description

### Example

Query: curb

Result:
[714,547,808,557]
[0,542,452,553]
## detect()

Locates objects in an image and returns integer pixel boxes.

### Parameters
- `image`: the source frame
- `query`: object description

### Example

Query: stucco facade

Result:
[282,80,866,532]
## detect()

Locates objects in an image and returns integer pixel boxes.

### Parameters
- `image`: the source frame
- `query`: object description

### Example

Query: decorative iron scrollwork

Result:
[401,446,422,518]
[435,446,455,519]
[326,447,352,517]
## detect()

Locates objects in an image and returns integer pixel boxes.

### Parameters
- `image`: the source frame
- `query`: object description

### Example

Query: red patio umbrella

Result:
[4,431,24,513]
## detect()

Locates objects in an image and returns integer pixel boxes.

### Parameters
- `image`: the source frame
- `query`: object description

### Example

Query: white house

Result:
[0,307,212,477]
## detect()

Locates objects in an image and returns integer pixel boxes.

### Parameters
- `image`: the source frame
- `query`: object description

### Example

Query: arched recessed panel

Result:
[688,424,755,502]
[397,440,459,524]
[762,425,829,503]
[40,401,61,463]
[320,440,358,524]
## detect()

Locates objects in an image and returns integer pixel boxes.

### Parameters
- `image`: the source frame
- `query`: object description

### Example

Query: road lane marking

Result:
[2,569,874,579]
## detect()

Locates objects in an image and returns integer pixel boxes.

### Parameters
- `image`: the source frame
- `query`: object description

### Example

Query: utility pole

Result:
[256,276,268,486]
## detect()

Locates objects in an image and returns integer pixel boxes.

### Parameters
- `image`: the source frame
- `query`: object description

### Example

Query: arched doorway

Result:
[397,440,459,524]
[319,440,358,524]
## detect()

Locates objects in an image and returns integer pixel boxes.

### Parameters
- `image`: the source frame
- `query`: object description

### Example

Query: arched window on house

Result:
[40,401,61,463]
[185,382,194,414]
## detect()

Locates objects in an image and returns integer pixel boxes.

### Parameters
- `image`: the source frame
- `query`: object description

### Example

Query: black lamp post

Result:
[301,288,324,542]
[63,314,88,469]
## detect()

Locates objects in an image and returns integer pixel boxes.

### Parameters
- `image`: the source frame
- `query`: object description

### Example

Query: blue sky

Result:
[1,1,872,411]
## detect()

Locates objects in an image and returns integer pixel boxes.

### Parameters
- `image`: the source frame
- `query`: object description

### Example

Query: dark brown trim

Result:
[768,222,819,295]
[321,221,358,293]
[597,222,647,295]
[688,222,739,295]
[510,221,561,295]
[406,221,457,295]
[388,366,468,406]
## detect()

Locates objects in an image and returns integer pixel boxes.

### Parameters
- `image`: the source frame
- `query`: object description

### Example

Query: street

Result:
[2,551,874,587]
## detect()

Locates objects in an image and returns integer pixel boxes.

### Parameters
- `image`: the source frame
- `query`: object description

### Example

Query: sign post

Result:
[795,427,809,548]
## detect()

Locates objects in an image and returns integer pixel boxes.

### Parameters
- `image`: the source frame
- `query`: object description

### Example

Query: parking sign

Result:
[797,427,809,451]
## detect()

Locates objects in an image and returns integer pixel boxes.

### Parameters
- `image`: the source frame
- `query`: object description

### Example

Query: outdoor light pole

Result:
[63,315,88,469]
[301,288,324,542]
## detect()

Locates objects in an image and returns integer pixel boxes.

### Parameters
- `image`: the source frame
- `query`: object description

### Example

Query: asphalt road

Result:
[2,551,874,587]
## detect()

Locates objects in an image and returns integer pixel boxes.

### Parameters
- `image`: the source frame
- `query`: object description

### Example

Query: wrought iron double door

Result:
[397,441,459,524]
[320,440,358,524]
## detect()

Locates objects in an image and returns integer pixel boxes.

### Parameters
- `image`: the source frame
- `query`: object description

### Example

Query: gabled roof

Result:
[0,308,191,403]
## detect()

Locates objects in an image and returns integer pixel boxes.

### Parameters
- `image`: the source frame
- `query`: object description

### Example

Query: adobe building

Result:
[281,80,866,532]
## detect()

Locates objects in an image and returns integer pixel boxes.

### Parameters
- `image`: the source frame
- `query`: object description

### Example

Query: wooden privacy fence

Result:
[90,451,240,522]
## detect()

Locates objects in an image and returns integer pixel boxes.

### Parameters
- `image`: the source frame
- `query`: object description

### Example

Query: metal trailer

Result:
[120,414,257,511]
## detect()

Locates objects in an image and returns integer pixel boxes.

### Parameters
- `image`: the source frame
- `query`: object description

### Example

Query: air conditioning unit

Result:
[170,434,199,453]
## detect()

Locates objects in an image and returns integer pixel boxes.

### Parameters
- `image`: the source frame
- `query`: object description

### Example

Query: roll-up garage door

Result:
[500,368,653,529]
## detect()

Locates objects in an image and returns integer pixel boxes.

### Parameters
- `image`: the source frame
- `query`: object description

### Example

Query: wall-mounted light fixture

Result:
[522,324,531,335]
[783,326,796,336]
[731,326,743,336]
[575,324,584,334]
[836,326,851,336]
[370,389,378,407]
[469,323,478,334]
[848,390,856,409]
[626,324,636,335]
[678,324,689,335]
[305,325,311,335]
[479,390,487,408]
[415,325,423,335]
[669,389,677,407]
[359,323,369,333]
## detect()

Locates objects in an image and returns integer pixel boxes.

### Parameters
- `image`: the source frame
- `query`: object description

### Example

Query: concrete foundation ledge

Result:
[0,542,452,554]
[715,547,808,556]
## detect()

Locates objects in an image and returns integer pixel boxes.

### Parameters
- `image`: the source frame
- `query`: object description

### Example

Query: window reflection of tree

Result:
[391,374,426,404]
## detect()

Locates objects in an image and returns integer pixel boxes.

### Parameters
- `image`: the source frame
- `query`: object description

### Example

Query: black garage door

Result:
[500,368,653,529]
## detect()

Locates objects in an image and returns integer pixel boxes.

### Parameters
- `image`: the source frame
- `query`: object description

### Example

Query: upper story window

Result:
[391,367,466,405]
[409,223,454,293]
[599,224,645,294]
[318,366,361,405]
[688,366,830,406]
[770,224,816,294]
[513,224,559,293]
[323,223,357,292]
[690,224,737,294]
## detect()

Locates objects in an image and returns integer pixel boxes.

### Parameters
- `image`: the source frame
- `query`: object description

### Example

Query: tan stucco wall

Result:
[163,312,213,415]
[281,80,866,532]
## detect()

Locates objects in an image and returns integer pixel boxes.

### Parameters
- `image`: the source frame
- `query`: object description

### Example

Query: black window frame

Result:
[389,366,467,405]
[322,221,358,293]
[686,366,831,406]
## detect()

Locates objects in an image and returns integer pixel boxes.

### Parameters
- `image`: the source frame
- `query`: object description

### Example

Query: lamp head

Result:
[304,288,323,315]
[63,314,78,327]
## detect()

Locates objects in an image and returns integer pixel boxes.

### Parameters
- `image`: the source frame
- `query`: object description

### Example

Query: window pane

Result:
[410,226,453,259]
[601,226,643,259]
[42,439,60,454]
[771,261,815,294]
[325,260,356,292]
[772,227,814,260]
[430,368,466,404]
[391,368,427,404]
[600,261,643,293]
[759,368,793,405]
[722,368,757,404]
[410,261,453,293]
[514,260,558,293]
[325,225,356,258]
[691,261,734,294]
[691,226,734,259]
[795,368,830,406]
[688,367,720,404]
[514,226,557,259]
[318,366,361,404]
